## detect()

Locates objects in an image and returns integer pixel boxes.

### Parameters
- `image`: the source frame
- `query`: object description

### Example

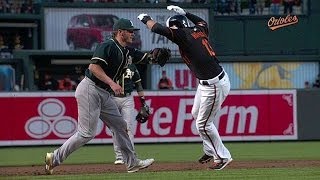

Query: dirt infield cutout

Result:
[1,160,320,176]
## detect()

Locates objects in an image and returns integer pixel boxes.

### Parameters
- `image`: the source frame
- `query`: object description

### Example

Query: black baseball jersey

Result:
[85,37,149,90]
[117,64,141,94]
[151,13,223,80]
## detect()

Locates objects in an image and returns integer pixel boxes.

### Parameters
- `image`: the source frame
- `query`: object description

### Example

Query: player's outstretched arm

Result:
[166,5,186,15]
[166,5,206,26]
[137,13,156,29]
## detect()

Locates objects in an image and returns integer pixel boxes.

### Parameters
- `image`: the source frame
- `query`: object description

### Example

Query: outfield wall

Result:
[0,90,303,146]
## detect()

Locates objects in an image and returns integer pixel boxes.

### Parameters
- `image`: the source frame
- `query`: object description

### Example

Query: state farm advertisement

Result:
[0,90,297,146]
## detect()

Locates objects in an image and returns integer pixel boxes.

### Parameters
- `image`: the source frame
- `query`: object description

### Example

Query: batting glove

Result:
[137,13,153,24]
[167,5,186,15]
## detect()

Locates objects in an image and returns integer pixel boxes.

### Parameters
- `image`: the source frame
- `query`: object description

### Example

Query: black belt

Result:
[200,71,225,85]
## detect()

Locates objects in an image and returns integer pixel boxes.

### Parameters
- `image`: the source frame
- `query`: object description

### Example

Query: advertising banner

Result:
[151,62,319,90]
[44,8,208,51]
[0,90,297,146]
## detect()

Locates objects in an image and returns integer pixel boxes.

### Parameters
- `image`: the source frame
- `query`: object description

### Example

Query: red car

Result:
[66,14,142,50]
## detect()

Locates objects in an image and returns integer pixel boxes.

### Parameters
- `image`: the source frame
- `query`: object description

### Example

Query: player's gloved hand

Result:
[167,5,186,15]
[137,13,153,24]
[136,103,151,123]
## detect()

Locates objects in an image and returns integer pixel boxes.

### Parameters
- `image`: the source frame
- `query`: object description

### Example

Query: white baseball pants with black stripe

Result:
[192,72,232,161]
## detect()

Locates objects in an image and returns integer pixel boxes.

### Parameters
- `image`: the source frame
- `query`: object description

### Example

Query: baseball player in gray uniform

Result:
[112,63,149,165]
[45,18,155,174]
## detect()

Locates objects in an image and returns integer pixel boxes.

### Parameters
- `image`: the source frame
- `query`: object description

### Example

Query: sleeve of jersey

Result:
[132,65,141,83]
[185,12,206,25]
[91,43,110,67]
[185,12,209,34]
[128,48,150,64]
[151,23,174,41]
[130,65,143,91]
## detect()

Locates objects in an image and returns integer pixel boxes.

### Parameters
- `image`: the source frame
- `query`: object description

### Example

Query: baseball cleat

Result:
[198,154,213,164]
[45,152,54,175]
[210,158,233,170]
[127,158,154,173]
[114,159,124,165]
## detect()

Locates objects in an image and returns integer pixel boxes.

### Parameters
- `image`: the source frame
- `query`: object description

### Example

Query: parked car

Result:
[66,14,142,50]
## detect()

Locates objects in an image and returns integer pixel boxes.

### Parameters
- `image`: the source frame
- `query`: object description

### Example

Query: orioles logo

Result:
[268,15,299,31]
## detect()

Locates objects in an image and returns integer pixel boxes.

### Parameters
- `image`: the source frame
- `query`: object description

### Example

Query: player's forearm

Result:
[135,81,144,92]
[146,20,156,29]
[88,64,115,86]
[185,12,206,25]
[137,91,145,98]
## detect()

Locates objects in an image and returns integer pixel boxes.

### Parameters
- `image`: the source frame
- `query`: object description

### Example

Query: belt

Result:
[85,76,110,91]
[199,71,225,85]
[112,92,131,98]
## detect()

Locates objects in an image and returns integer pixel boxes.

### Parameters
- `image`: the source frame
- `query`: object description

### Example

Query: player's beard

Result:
[123,34,134,44]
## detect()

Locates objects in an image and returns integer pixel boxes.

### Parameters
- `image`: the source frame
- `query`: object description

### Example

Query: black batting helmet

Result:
[166,15,190,29]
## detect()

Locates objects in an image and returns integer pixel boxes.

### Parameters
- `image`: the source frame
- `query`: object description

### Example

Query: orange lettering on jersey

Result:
[180,49,191,65]
[191,31,207,39]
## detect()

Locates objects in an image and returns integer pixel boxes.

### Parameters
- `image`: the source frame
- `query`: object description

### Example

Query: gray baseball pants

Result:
[112,95,135,161]
[51,77,139,170]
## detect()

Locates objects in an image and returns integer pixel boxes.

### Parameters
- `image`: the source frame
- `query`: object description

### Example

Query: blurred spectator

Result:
[256,0,265,14]
[249,0,257,14]
[0,0,36,14]
[190,0,208,3]
[304,81,311,89]
[158,70,173,90]
[76,74,85,86]
[167,0,185,3]
[0,0,7,13]
[216,0,228,15]
[283,0,294,14]
[270,0,281,14]
[58,0,74,2]
[39,73,59,91]
[312,80,320,88]
[0,34,8,49]
[13,33,24,50]
[21,0,34,14]
[0,34,12,59]
[312,75,320,88]
[58,75,76,91]
[0,65,15,91]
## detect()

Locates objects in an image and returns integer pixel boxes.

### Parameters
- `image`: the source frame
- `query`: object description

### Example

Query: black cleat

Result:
[198,154,213,164]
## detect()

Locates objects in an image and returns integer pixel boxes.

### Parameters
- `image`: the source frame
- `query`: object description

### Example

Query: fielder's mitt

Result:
[149,48,171,67]
[136,104,151,123]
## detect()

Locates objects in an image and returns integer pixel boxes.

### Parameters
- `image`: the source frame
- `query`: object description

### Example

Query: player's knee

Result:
[191,109,198,119]
[196,123,204,132]
[77,131,95,141]
[196,123,212,133]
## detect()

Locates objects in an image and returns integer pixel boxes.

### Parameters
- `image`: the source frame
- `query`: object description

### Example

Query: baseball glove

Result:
[149,48,171,67]
[136,104,151,123]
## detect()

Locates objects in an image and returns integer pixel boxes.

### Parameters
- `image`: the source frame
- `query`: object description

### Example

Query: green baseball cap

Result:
[113,18,140,31]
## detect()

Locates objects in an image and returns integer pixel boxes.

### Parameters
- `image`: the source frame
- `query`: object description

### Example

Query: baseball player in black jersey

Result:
[112,63,149,165]
[45,18,155,174]
[138,5,232,170]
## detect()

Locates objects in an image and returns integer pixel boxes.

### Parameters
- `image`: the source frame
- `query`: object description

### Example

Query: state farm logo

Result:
[24,98,78,139]
[268,15,299,31]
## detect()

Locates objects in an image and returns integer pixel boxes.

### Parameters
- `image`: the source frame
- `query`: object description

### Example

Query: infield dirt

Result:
[1,160,320,176]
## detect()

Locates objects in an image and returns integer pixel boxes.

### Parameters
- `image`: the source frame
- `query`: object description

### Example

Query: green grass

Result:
[1,141,320,179]
[1,141,320,166]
